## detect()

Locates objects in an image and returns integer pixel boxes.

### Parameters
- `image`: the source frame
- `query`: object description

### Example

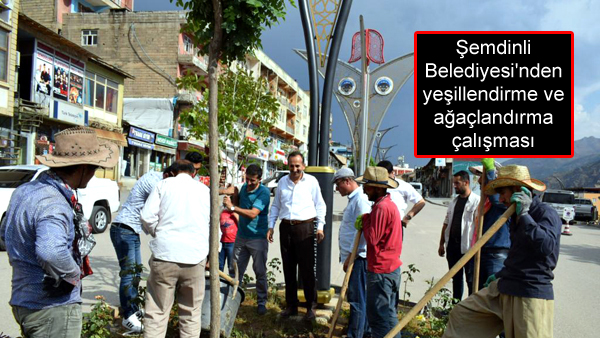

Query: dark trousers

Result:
[478,249,509,290]
[446,244,474,301]
[279,220,316,310]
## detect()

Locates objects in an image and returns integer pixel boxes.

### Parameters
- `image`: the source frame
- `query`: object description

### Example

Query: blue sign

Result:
[129,126,156,143]
[128,138,154,150]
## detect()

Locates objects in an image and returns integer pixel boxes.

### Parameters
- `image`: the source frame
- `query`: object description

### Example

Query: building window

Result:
[183,35,194,54]
[0,30,7,82]
[303,125,307,136]
[81,30,98,46]
[84,71,119,114]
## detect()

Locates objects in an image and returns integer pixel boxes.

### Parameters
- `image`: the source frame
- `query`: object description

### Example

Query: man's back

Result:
[141,174,210,265]
[114,171,163,231]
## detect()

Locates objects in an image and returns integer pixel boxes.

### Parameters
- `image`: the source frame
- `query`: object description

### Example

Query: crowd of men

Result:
[0,127,562,338]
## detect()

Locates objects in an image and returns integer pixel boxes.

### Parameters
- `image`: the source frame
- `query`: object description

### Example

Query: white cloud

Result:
[574,103,600,139]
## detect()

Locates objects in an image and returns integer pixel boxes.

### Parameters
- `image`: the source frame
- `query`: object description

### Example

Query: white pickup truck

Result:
[0,165,120,250]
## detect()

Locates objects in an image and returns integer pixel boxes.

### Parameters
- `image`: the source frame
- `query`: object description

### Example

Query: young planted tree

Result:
[172,0,293,336]
[179,66,279,184]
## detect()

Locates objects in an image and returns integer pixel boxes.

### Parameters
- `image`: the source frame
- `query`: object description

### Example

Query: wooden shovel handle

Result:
[328,229,363,338]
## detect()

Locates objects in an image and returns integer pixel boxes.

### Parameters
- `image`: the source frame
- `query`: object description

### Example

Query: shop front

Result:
[248,148,270,179]
[124,125,155,178]
[151,135,177,172]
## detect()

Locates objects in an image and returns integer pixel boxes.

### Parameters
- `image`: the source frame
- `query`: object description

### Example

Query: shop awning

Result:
[94,128,127,147]
[154,144,177,155]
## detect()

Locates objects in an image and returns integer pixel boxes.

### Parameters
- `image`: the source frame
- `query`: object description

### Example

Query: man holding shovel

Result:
[334,168,372,338]
[355,166,402,338]
[443,165,561,338]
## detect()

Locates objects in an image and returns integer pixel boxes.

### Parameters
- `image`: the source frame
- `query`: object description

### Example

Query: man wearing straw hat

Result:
[2,126,119,338]
[443,164,561,338]
[354,166,402,338]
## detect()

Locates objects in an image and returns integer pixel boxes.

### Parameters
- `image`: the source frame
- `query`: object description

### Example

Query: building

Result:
[15,13,133,181]
[62,10,311,180]
[62,10,207,177]
[0,0,21,160]
[21,0,133,33]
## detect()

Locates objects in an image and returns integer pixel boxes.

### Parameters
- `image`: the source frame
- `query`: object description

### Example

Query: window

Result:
[183,35,193,54]
[84,71,119,114]
[95,75,106,110]
[81,30,98,46]
[303,125,307,136]
[0,30,7,82]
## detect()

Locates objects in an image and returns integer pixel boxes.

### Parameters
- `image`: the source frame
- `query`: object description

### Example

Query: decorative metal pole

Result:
[357,15,369,176]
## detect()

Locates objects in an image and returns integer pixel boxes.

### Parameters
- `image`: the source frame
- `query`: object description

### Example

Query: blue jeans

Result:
[219,242,235,276]
[347,257,370,338]
[478,249,508,290]
[446,245,474,301]
[367,267,401,338]
[110,225,142,319]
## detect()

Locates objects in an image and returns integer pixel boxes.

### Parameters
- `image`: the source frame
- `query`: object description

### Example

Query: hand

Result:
[223,184,235,196]
[43,276,76,297]
[510,187,532,216]
[481,158,495,172]
[343,256,350,273]
[266,228,274,243]
[223,196,233,209]
[438,243,445,257]
[402,216,411,228]
[354,214,364,231]
[484,274,497,287]
[316,229,325,244]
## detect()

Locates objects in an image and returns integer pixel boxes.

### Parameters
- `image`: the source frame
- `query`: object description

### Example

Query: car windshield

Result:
[0,169,37,188]
[543,193,574,204]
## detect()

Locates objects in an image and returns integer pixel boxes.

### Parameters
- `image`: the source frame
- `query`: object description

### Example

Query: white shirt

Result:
[389,178,423,219]
[269,172,327,230]
[339,186,372,262]
[141,173,210,264]
[443,192,480,254]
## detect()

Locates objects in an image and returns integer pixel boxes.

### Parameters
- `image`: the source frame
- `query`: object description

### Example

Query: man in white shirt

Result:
[267,151,327,321]
[334,168,372,338]
[377,160,426,228]
[140,160,210,338]
[438,170,480,300]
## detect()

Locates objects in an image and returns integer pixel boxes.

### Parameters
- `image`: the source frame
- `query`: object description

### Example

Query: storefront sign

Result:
[154,144,177,155]
[128,138,154,150]
[270,149,287,164]
[156,134,178,148]
[52,101,88,126]
[129,126,156,144]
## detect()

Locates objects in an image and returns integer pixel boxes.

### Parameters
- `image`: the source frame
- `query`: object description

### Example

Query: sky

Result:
[135,0,599,167]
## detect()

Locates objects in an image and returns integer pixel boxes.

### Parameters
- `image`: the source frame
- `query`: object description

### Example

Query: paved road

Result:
[1,185,599,336]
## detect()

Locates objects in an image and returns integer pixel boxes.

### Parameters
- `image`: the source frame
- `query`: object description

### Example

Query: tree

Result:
[179,65,279,183]
[173,0,292,336]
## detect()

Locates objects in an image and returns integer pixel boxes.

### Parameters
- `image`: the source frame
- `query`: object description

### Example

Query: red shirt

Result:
[220,210,238,243]
[363,194,403,273]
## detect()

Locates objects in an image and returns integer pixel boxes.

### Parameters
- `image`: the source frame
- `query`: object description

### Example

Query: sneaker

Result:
[122,313,143,333]
[135,309,144,321]
[257,304,267,315]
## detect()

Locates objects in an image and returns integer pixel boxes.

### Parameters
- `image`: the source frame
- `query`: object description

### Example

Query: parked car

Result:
[410,182,423,196]
[0,165,120,251]
[574,198,598,222]
[540,189,575,223]
[262,170,289,196]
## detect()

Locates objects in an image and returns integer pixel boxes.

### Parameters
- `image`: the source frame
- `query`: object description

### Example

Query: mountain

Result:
[503,136,600,188]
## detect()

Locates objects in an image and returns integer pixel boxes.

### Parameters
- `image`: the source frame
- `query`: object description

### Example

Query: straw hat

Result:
[356,166,399,189]
[36,127,119,168]
[484,165,546,195]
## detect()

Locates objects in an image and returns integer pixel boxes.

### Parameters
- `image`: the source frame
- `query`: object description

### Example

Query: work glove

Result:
[510,186,532,216]
[484,274,496,287]
[481,158,495,172]
[354,214,364,231]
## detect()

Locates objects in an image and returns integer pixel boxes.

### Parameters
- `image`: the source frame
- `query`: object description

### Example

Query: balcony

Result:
[85,0,129,10]
[178,52,209,75]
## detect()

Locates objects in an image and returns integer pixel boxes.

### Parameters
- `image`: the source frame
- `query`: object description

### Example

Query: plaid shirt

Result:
[2,171,81,309]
